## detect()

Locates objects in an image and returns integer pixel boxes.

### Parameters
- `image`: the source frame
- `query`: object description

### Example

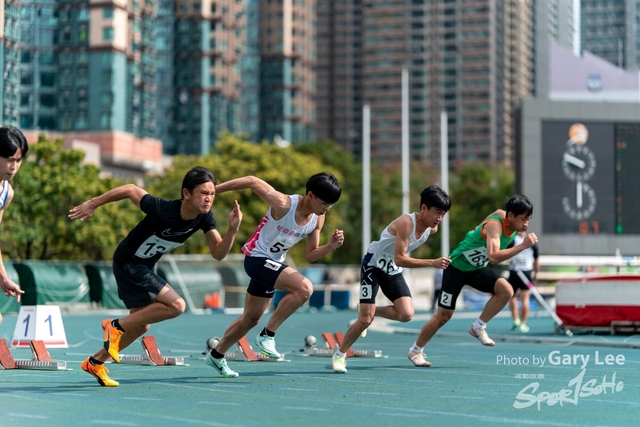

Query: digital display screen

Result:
[615,124,640,234]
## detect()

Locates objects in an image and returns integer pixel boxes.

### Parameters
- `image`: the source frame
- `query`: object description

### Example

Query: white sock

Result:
[473,319,487,330]
[334,349,346,357]
[410,343,423,353]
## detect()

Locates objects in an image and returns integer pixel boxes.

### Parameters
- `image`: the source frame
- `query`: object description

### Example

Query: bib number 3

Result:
[360,284,373,300]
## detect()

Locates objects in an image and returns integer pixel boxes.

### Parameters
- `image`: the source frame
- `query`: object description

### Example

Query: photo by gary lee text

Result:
[497,350,625,369]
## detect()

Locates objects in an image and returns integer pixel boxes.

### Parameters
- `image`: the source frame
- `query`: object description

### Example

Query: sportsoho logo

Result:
[496,350,626,410]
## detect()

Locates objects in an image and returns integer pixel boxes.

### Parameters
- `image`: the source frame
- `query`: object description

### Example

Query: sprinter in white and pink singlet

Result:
[205,173,344,378]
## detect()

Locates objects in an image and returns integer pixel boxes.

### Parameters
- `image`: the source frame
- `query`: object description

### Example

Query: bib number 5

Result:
[269,237,294,254]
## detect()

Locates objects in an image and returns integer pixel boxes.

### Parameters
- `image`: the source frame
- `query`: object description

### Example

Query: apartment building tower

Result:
[580,0,636,70]
[253,0,316,144]
[534,0,576,97]
[0,0,246,163]
[316,0,536,165]
[170,0,245,154]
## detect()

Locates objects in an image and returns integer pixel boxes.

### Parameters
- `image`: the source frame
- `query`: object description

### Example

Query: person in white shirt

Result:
[0,126,28,325]
[205,173,344,378]
[331,186,451,373]
[507,231,540,333]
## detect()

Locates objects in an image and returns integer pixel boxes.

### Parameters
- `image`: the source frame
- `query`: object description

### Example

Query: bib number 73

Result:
[135,236,183,258]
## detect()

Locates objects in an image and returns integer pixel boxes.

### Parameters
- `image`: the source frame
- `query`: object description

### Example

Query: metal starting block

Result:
[0,339,68,370]
[301,332,383,358]
[119,336,186,366]
[225,336,288,362]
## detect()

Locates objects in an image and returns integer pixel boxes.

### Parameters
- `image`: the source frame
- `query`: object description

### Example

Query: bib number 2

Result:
[439,291,453,308]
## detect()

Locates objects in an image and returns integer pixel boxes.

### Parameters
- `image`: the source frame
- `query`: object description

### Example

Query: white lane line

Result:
[283,406,330,412]
[7,413,49,419]
[123,397,163,401]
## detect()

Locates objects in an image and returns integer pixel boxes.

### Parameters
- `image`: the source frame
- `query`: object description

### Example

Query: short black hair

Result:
[181,166,216,197]
[420,185,451,211]
[306,172,341,204]
[0,126,28,158]
[506,194,533,218]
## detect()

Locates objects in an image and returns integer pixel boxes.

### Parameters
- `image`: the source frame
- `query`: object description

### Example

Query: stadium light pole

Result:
[362,104,371,257]
[401,68,410,214]
[440,110,450,256]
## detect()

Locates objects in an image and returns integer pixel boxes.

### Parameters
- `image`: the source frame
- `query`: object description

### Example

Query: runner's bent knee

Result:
[167,298,186,318]
[495,280,514,298]
[288,278,313,301]
[437,310,453,325]
[396,309,414,323]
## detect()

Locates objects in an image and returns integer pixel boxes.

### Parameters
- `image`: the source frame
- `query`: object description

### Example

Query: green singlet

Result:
[450,215,517,272]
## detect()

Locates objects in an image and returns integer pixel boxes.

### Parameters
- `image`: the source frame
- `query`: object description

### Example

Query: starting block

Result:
[119,336,186,366]
[225,336,288,362]
[0,339,68,370]
[301,332,383,358]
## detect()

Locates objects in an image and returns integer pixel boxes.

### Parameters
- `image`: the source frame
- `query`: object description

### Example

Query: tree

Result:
[2,135,141,260]
[147,133,339,264]
[294,141,444,262]
[448,163,515,246]
[1,134,515,264]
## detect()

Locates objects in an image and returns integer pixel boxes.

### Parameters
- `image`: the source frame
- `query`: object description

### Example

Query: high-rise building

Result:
[316,0,536,165]
[315,1,362,155]
[580,0,635,70]
[241,0,261,143]
[534,0,576,97]
[256,0,315,144]
[169,0,245,154]
[1,0,22,128]
[0,0,246,163]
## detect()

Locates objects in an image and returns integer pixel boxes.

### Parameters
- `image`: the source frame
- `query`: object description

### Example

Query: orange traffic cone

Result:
[205,292,221,309]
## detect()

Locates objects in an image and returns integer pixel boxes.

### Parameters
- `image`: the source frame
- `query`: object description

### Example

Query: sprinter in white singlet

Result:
[331,186,452,373]
[205,173,344,378]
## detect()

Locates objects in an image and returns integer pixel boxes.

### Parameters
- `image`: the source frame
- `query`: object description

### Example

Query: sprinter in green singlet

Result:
[407,195,538,366]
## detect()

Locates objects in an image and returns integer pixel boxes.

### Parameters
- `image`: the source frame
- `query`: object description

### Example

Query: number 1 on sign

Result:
[45,314,53,335]
[23,314,30,336]
[12,306,68,348]
[23,314,55,336]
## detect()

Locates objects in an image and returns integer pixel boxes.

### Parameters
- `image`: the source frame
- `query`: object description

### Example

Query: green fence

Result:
[14,261,90,306]
[84,263,127,310]
[2,259,250,313]
[157,262,223,310]
[0,262,21,314]
[216,265,249,308]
